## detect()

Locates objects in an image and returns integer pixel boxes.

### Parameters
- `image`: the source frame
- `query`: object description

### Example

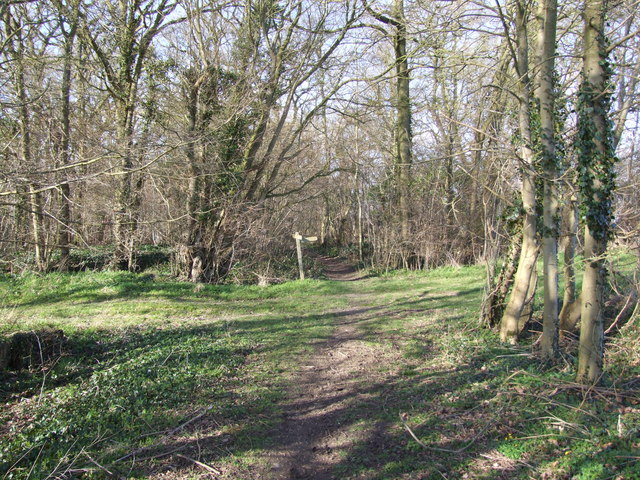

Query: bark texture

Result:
[534,0,560,360]
[559,199,579,333]
[576,0,615,385]
[500,1,538,344]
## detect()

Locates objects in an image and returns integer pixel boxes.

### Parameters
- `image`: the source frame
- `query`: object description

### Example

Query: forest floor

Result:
[1,254,639,480]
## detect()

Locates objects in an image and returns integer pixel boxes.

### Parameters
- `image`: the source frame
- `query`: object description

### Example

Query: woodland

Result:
[3,0,639,375]
[1,1,640,477]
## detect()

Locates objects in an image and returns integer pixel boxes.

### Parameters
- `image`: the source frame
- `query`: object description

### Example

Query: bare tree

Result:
[80,0,177,271]
[51,0,80,270]
[2,3,49,271]
[171,0,363,282]
[364,0,412,250]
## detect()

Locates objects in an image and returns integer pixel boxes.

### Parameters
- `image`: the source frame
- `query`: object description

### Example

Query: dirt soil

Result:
[312,254,364,281]
[257,256,405,479]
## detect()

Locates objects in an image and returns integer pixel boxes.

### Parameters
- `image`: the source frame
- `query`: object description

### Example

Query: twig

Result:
[33,332,46,406]
[605,294,633,334]
[2,444,34,480]
[480,452,534,469]
[84,452,114,476]
[25,441,47,480]
[115,437,182,463]
[175,454,221,475]
[64,468,96,476]
[43,439,82,480]
[115,406,212,463]
[511,391,602,422]
[132,444,189,462]
[434,467,448,479]
[495,353,532,358]
[399,413,492,454]
[578,380,600,411]
[507,370,639,403]
[159,348,175,367]
[169,406,213,435]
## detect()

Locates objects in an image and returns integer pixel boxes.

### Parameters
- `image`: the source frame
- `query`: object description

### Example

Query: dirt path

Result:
[310,253,365,281]
[261,257,402,479]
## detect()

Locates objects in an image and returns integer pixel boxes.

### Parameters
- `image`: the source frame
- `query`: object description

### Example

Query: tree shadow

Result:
[1,272,348,310]
[6,274,610,479]
[98,286,520,479]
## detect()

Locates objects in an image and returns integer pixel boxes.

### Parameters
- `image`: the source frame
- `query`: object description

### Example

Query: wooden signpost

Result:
[292,232,318,280]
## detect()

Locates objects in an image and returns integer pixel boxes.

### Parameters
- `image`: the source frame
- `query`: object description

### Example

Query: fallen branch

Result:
[399,413,492,454]
[129,444,189,463]
[176,454,221,475]
[605,293,635,334]
[84,452,114,477]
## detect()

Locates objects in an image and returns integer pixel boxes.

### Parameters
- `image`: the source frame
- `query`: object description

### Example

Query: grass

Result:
[0,255,638,479]
[1,272,346,478]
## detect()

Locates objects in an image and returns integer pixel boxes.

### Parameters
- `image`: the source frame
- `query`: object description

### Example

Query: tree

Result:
[0,0,636,302]
[559,191,580,333]
[80,0,177,271]
[364,0,412,250]
[52,0,80,270]
[2,3,50,271]
[534,0,560,360]
[576,0,617,384]
[172,0,363,282]
[499,0,539,344]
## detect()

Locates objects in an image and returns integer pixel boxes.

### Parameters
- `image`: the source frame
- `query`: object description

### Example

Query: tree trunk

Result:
[394,0,412,246]
[500,1,538,344]
[8,11,47,271]
[534,0,560,360]
[519,268,538,331]
[559,197,579,333]
[81,0,175,271]
[578,230,606,383]
[56,6,78,270]
[113,100,136,270]
[28,185,46,272]
[184,73,203,280]
[480,230,521,328]
[576,0,616,385]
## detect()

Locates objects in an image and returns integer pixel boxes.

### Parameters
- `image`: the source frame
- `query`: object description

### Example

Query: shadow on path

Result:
[310,254,367,282]
[250,288,513,480]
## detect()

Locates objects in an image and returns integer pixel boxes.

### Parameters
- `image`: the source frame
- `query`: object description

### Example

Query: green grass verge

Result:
[1,272,347,478]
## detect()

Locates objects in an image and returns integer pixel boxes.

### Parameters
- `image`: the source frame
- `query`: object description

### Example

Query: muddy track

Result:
[310,253,365,282]
[260,257,402,479]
